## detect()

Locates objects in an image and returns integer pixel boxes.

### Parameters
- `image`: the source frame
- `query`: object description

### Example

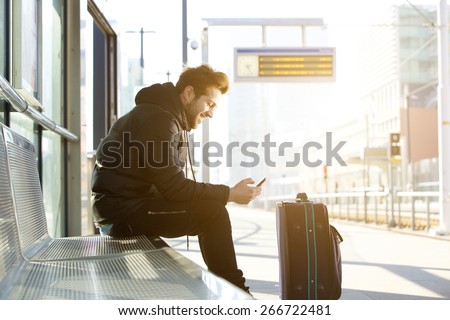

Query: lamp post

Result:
[126,27,156,69]
[182,0,188,67]
[437,0,450,234]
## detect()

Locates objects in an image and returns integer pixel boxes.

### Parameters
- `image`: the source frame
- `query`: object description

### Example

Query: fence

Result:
[266,190,440,231]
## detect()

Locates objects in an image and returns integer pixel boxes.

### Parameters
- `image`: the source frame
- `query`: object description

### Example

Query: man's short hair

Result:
[176,64,229,98]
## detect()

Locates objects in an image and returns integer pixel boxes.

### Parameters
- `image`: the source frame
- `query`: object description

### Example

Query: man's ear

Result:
[182,86,195,104]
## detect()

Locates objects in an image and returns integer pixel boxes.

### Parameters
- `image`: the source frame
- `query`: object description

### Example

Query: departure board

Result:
[234,47,336,82]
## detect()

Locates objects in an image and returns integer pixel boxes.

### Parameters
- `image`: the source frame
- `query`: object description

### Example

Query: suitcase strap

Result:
[303,202,318,300]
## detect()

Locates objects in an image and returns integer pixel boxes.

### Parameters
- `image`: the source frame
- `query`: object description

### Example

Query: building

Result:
[295,5,441,199]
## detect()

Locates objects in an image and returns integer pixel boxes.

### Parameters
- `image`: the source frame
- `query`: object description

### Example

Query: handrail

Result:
[0,75,78,142]
[397,191,439,197]
[265,190,441,231]
[266,190,389,201]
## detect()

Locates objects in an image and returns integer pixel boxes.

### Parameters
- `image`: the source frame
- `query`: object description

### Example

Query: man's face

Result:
[185,87,222,130]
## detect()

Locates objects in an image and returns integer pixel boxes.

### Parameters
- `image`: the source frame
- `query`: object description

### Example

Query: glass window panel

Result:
[12,0,40,103]
[0,0,6,74]
[41,0,65,237]
[0,0,6,123]
[42,0,64,123]
[10,0,66,237]
[10,113,38,146]
[42,130,64,237]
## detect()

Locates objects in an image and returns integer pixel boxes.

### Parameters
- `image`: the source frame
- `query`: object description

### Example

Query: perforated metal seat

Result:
[0,124,22,291]
[2,247,249,300]
[3,124,165,261]
[0,123,252,300]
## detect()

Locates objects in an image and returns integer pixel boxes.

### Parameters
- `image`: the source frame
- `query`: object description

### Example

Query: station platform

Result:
[164,205,450,300]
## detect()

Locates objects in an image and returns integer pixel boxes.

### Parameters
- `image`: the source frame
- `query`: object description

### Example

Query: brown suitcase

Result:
[276,193,343,299]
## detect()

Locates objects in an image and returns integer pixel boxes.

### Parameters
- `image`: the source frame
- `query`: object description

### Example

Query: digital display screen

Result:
[235,47,335,82]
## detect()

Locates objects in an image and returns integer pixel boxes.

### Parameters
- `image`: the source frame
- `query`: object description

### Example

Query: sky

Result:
[107,0,440,70]
[105,0,441,94]
[101,0,443,139]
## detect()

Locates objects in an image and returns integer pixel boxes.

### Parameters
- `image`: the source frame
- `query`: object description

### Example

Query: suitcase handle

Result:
[295,192,309,202]
[330,225,344,243]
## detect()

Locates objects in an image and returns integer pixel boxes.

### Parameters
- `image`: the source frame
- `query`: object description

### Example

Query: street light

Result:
[125,27,156,68]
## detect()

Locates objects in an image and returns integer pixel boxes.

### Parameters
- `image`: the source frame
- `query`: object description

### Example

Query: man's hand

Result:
[228,178,262,204]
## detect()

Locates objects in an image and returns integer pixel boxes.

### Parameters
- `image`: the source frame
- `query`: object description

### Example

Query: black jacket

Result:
[91,82,230,225]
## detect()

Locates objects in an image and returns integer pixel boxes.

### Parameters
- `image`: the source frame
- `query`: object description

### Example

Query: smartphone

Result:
[256,177,266,187]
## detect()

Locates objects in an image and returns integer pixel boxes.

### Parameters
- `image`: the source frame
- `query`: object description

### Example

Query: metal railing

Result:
[266,190,440,231]
[0,75,78,142]
[396,191,440,231]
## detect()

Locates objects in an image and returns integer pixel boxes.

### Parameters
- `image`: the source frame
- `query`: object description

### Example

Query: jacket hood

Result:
[134,82,188,130]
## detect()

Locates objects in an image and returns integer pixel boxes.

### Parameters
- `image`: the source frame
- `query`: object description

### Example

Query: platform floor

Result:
[164,205,450,300]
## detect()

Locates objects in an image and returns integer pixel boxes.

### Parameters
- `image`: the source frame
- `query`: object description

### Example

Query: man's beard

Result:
[185,101,200,130]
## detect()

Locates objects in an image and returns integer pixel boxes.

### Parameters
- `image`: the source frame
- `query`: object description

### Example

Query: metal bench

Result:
[0,123,252,300]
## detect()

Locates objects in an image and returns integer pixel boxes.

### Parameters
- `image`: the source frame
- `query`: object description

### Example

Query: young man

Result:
[91,64,262,293]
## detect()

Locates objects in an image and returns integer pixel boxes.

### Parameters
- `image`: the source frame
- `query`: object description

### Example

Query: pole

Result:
[437,0,450,234]
[125,28,155,70]
[388,160,396,227]
[140,27,144,68]
[201,27,210,183]
[182,0,188,67]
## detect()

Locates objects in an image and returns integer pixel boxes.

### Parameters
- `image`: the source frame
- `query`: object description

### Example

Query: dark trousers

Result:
[109,199,246,290]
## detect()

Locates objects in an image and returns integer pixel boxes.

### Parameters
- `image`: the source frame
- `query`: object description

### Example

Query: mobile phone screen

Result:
[256,177,266,187]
